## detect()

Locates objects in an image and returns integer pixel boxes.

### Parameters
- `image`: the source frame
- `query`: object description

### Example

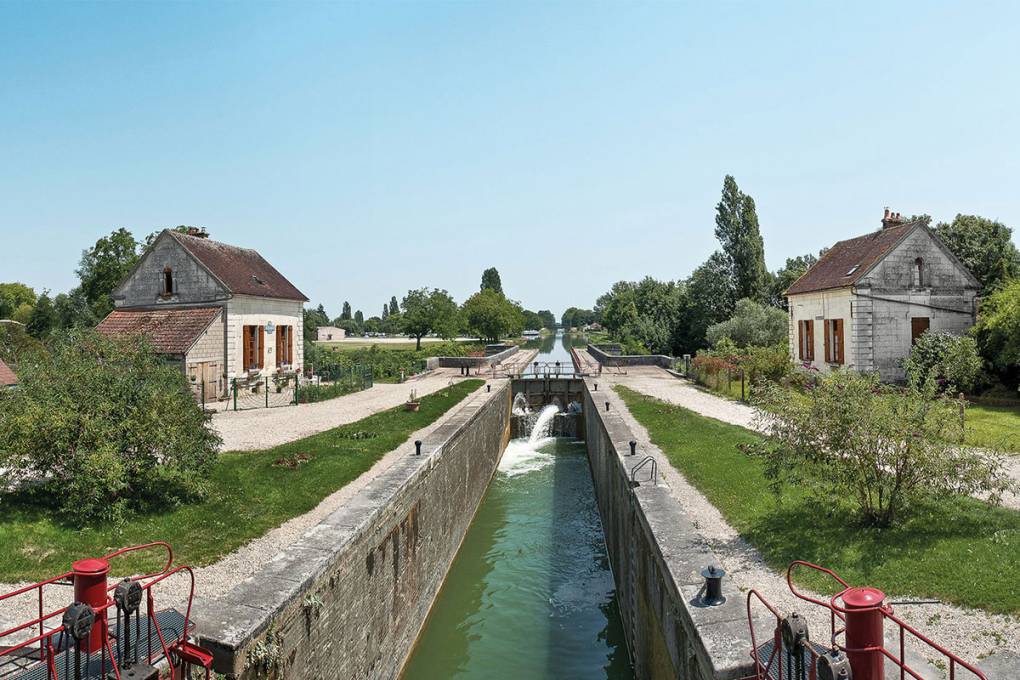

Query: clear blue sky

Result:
[2,1,1018,319]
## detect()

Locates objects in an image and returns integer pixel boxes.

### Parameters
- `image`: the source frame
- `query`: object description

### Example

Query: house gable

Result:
[112,231,231,309]
[856,226,981,293]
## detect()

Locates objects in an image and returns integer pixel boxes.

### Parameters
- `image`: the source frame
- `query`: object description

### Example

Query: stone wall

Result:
[113,232,229,308]
[586,344,674,368]
[583,381,760,680]
[196,382,510,679]
[225,295,305,378]
[437,344,518,368]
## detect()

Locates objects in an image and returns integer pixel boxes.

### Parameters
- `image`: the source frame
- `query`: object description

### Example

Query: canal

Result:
[399,333,634,679]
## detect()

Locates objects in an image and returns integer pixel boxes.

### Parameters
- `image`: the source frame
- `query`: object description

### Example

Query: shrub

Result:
[973,279,1020,386]
[706,298,788,348]
[749,370,1013,526]
[903,331,983,393]
[0,330,220,524]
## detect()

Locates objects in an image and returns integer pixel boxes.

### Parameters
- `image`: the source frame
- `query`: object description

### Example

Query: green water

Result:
[400,438,634,679]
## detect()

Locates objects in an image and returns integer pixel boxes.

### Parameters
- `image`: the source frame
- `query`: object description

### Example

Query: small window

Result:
[162,267,174,296]
[913,258,924,287]
[845,264,860,276]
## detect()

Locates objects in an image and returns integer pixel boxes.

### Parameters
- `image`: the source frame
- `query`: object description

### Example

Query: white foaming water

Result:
[529,404,559,444]
[499,404,562,477]
[512,392,531,416]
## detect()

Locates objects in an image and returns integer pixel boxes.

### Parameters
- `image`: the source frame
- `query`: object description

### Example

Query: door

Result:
[911,317,930,345]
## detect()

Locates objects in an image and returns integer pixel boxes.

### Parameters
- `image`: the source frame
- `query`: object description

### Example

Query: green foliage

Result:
[26,292,57,339]
[935,214,1020,294]
[676,251,736,352]
[389,296,400,316]
[354,309,364,325]
[11,303,33,325]
[400,287,460,349]
[560,307,596,329]
[706,298,788,348]
[0,282,36,320]
[903,331,983,393]
[340,301,352,320]
[76,227,141,319]
[617,385,1020,614]
[522,309,544,331]
[53,288,97,330]
[461,289,524,342]
[715,175,769,302]
[536,309,556,329]
[973,279,1020,383]
[0,380,481,581]
[0,322,45,367]
[0,330,220,524]
[748,370,1013,526]
[480,267,503,295]
[768,253,819,309]
[310,341,482,383]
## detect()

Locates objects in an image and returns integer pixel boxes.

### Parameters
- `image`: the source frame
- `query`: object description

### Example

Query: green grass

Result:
[0,379,484,582]
[615,385,1020,614]
[965,403,1020,453]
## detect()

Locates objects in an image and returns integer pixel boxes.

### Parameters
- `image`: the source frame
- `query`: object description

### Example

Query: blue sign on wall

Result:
[265,321,275,334]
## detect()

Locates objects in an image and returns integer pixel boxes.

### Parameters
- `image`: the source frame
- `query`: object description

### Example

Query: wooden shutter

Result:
[276,326,283,367]
[824,320,831,363]
[911,317,930,345]
[242,326,251,370]
[287,327,293,365]
[798,321,804,360]
[806,320,814,360]
[835,319,845,364]
[257,326,265,368]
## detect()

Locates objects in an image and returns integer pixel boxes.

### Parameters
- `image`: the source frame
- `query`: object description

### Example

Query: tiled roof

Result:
[96,307,222,355]
[786,222,917,296]
[0,359,17,386]
[169,231,307,301]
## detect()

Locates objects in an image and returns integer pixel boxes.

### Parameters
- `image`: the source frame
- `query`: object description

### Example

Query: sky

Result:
[2,1,1019,320]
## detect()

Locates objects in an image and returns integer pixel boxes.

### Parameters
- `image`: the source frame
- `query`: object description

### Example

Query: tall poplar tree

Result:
[714,175,769,302]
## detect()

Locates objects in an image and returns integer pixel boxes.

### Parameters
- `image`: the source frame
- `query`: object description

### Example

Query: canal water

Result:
[400,333,634,679]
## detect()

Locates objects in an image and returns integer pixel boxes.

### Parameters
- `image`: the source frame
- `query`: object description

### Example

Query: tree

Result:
[53,288,97,330]
[676,251,737,353]
[462,289,524,342]
[76,228,141,319]
[400,288,460,350]
[480,267,503,295]
[27,292,57,339]
[706,298,788,348]
[0,322,45,367]
[934,214,1020,294]
[903,331,983,394]
[389,296,400,316]
[382,304,389,320]
[522,310,544,332]
[749,370,1012,527]
[340,302,352,320]
[715,175,769,302]
[0,282,36,320]
[0,330,220,524]
[537,310,556,329]
[768,253,819,309]
[303,304,330,343]
[972,279,1020,384]
[354,310,364,325]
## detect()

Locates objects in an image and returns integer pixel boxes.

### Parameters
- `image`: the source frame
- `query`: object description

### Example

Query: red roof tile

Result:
[96,307,222,355]
[786,223,917,296]
[0,359,17,386]
[169,231,307,301]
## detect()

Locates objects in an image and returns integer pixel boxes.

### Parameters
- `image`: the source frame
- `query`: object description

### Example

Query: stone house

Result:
[97,228,307,398]
[316,326,346,341]
[785,209,980,382]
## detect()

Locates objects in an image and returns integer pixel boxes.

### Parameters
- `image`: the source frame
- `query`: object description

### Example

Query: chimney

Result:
[881,208,904,230]
[184,227,209,238]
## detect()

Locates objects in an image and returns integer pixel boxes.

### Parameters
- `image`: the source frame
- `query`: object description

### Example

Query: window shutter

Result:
[242,326,250,370]
[287,327,293,365]
[824,320,831,363]
[806,320,814,361]
[836,319,845,364]
[258,326,265,368]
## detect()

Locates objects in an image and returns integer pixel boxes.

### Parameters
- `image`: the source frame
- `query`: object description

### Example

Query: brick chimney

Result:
[185,227,209,238]
[881,208,904,230]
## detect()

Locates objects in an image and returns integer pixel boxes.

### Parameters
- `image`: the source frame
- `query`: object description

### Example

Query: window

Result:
[162,267,174,296]
[824,319,844,364]
[911,317,930,345]
[913,258,924,287]
[798,319,815,361]
[275,325,293,368]
[845,264,860,276]
[242,325,264,371]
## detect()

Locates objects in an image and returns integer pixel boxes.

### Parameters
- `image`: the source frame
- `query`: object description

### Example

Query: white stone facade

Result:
[225,295,304,378]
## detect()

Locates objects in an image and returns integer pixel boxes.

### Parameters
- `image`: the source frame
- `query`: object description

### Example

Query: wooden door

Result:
[911,317,930,345]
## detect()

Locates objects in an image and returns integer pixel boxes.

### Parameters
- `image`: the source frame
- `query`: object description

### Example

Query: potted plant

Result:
[406,389,420,412]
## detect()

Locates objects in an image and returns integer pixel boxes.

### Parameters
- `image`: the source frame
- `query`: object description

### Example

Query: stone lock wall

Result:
[583,381,761,680]
[196,382,510,679]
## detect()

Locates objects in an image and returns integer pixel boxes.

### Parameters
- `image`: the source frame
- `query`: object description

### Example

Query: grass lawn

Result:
[0,379,484,582]
[615,385,1020,614]
[965,403,1020,453]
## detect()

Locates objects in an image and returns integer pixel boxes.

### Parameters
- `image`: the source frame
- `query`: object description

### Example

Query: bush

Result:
[309,341,484,383]
[0,330,220,524]
[749,370,1013,526]
[706,298,788,348]
[903,331,983,393]
[973,279,1020,387]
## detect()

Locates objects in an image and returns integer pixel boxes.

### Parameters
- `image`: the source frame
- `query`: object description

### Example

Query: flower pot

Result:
[406,401,420,412]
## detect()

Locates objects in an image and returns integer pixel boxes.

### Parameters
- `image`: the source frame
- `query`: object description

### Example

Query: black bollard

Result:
[629,441,636,456]
[415,440,422,456]
[594,383,598,391]
[700,566,726,606]
[487,384,491,392]
[605,401,610,412]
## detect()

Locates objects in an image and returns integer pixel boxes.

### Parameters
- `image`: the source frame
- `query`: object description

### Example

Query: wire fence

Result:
[189,365,374,411]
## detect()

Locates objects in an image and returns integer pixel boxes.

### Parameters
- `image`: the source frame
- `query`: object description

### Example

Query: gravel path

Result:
[212,368,469,451]
[0,380,493,644]
[602,366,1020,668]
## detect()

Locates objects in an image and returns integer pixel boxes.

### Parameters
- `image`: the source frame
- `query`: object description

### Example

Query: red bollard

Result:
[72,557,110,653]
[843,586,886,680]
